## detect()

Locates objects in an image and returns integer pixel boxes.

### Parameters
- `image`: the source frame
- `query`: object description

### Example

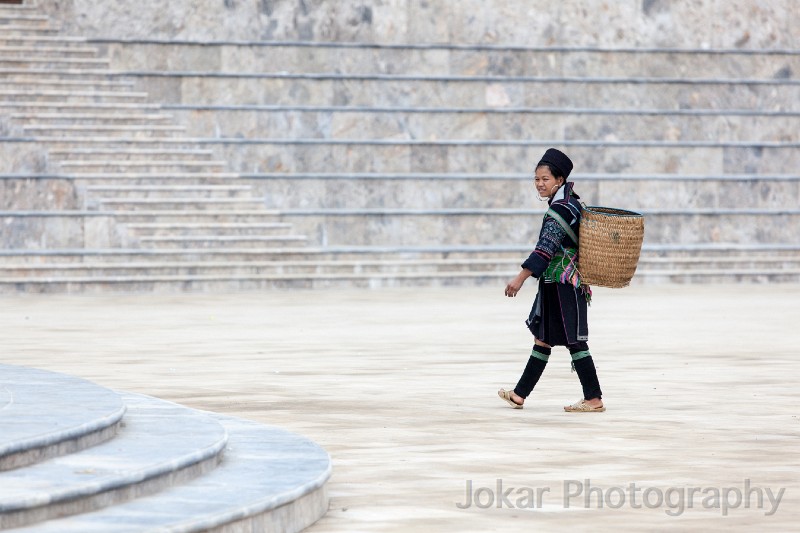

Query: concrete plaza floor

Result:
[1,283,798,532]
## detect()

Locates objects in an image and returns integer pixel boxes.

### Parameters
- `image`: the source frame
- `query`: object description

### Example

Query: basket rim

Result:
[583,205,644,218]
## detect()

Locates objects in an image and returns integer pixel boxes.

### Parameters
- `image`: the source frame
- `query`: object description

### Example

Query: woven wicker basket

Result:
[578,206,645,288]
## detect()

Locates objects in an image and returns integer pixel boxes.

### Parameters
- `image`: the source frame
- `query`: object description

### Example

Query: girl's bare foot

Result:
[498,388,524,409]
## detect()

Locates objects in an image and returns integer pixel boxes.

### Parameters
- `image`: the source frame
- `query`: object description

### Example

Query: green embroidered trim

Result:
[570,350,591,361]
[530,347,550,362]
[544,247,578,283]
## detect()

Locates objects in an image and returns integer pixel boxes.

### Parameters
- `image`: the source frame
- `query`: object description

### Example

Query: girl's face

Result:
[534,166,564,198]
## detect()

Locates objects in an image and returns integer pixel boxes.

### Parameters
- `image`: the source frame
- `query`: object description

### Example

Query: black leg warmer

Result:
[572,356,603,400]
[514,345,550,398]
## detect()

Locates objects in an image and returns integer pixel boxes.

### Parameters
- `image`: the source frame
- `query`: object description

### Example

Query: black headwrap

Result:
[537,148,573,179]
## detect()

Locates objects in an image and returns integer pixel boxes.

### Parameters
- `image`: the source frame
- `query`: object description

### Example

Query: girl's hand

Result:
[504,269,533,297]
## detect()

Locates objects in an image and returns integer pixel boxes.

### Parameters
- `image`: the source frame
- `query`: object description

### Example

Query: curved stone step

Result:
[0,392,228,530]
[0,364,125,471]
[7,409,331,533]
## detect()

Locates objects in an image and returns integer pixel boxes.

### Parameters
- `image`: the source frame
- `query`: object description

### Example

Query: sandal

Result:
[564,399,605,412]
[498,388,524,409]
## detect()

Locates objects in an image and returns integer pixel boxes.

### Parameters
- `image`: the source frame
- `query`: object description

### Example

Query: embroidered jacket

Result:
[521,181,583,284]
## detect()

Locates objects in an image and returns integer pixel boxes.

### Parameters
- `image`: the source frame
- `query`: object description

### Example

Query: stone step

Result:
[13,136,798,174]
[277,209,800,247]
[0,364,126,471]
[0,102,162,112]
[1,255,797,279]
[49,148,215,160]
[92,198,267,211]
[21,138,210,150]
[0,4,37,11]
[210,141,798,175]
[0,36,87,46]
[0,89,149,102]
[0,12,49,23]
[112,209,282,221]
[85,184,253,198]
[0,211,288,248]
[0,32,87,41]
[0,243,796,259]
[8,409,330,533]
[86,188,254,203]
[0,26,58,34]
[137,235,310,249]
[0,208,795,248]
[100,41,800,79]
[4,78,136,90]
[69,172,241,181]
[0,170,240,182]
[0,18,51,31]
[0,57,110,68]
[0,392,228,529]
[0,68,132,83]
[168,107,800,143]
[0,45,99,57]
[21,124,187,136]
[125,221,294,237]
[118,72,800,109]
[63,160,228,173]
[12,112,174,123]
[0,267,797,292]
[243,173,800,210]
[0,78,133,93]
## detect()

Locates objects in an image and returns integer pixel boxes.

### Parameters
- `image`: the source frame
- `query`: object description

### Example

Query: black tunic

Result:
[520,182,589,346]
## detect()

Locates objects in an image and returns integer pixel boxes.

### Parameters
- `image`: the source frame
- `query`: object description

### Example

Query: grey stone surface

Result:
[37,0,800,49]
[208,142,798,175]
[2,0,799,290]
[0,213,123,249]
[5,401,330,533]
[0,177,80,210]
[0,365,125,471]
[120,74,800,110]
[278,211,800,247]
[168,108,800,143]
[0,141,49,174]
[0,391,228,529]
[243,175,800,210]
[102,42,800,79]
[0,286,798,530]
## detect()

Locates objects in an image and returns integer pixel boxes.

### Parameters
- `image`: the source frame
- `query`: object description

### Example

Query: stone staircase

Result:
[1,1,800,290]
[0,363,331,532]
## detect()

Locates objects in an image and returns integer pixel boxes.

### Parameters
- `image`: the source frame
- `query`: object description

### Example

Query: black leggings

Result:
[514,342,602,400]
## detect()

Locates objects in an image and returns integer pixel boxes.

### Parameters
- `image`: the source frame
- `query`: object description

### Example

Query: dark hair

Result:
[535,163,566,181]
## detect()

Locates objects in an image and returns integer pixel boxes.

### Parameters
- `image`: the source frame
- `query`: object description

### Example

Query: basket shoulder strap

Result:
[545,207,578,244]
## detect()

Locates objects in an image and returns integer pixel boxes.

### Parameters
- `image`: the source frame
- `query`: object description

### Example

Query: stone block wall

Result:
[39,0,799,49]
[6,0,798,254]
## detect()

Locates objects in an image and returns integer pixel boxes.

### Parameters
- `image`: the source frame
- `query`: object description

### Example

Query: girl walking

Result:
[498,148,604,413]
